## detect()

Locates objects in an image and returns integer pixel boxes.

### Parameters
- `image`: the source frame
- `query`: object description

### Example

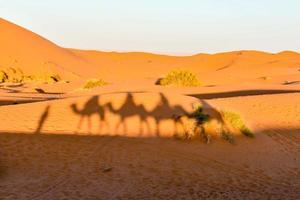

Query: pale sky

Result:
[1,0,300,55]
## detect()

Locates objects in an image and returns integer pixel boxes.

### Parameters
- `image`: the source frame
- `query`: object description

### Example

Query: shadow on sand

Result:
[68,93,189,137]
[0,130,299,199]
[32,90,300,139]
[188,89,300,99]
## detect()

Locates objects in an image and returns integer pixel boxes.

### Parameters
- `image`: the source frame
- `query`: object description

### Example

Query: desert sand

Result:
[0,18,300,199]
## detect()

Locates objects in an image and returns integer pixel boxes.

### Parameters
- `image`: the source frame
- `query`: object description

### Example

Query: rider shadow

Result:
[70,93,190,137]
[105,93,151,135]
[105,93,189,137]
[35,105,51,134]
[71,96,109,134]
[150,93,188,136]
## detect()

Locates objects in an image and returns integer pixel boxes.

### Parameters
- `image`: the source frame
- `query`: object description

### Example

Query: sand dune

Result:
[0,18,300,199]
[0,18,99,80]
[1,17,300,86]
[71,49,300,85]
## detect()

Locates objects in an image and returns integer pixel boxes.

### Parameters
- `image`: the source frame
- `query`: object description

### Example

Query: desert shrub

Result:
[240,126,254,138]
[221,129,235,144]
[190,106,210,123]
[158,70,201,87]
[174,116,198,140]
[176,107,254,143]
[83,78,107,89]
[0,67,61,84]
[0,70,8,83]
[221,111,254,138]
[5,67,24,83]
[175,106,210,141]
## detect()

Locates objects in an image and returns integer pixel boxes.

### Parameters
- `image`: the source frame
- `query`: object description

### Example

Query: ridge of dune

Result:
[0,18,98,80]
[71,48,300,83]
[278,50,300,56]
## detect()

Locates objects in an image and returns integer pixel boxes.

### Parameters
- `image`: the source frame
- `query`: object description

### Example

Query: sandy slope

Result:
[0,18,99,80]
[0,92,299,199]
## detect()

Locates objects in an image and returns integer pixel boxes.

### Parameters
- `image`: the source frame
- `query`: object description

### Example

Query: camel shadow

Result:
[104,93,189,136]
[105,93,151,135]
[70,93,190,137]
[71,96,109,134]
[71,93,188,137]
[150,93,188,136]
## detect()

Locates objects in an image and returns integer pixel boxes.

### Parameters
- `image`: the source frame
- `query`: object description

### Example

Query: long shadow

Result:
[105,93,189,136]
[188,89,300,99]
[0,98,60,106]
[0,94,64,107]
[70,93,189,136]
[0,85,64,95]
[283,81,300,85]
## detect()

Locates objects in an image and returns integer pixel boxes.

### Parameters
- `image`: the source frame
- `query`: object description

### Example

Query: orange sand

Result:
[0,18,300,199]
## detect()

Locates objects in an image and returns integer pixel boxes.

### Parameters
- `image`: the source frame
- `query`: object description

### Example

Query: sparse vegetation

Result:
[158,70,201,87]
[83,78,107,89]
[0,67,24,83]
[0,70,8,82]
[175,106,210,142]
[0,67,61,84]
[221,129,235,144]
[221,111,254,138]
[175,106,254,143]
[240,126,254,138]
[190,106,210,123]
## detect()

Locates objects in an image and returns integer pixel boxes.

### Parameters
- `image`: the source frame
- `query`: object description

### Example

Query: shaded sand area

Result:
[0,18,300,199]
[1,133,299,199]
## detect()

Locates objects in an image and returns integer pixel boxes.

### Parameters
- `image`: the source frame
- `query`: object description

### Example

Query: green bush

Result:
[83,78,107,89]
[221,111,254,138]
[189,106,210,124]
[175,106,210,141]
[158,70,201,87]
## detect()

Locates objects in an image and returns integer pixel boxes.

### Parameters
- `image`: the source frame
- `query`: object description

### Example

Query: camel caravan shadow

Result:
[33,92,254,143]
[70,93,191,137]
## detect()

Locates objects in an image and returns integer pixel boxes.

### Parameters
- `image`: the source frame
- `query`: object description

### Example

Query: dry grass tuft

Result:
[175,107,254,144]
[221,111,254,138]
[158,70,201,87]
[83,78,107,89]
[0,67,61,84]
